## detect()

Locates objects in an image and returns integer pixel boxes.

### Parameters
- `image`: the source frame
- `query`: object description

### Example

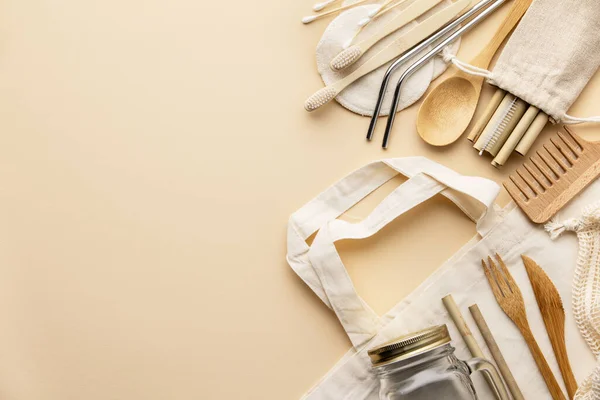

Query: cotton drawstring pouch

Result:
[444,0,600,124]
[287,157,600,399]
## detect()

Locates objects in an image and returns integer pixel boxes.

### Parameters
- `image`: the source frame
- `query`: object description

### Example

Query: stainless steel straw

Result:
[380,0,507,148]
[366,0,498,142]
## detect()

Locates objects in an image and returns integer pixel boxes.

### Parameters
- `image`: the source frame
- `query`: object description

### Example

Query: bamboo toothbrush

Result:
[302,0,374,23]
[304,0,469,111]
[332,0,443,70]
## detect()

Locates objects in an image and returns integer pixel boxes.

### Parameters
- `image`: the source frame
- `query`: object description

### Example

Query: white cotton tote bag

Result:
[287,157,597,399]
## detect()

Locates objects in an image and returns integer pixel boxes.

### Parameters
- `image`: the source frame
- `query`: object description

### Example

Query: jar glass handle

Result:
[465,357,510,400]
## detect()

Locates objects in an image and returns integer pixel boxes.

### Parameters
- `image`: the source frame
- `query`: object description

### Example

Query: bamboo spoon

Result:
[522,255,578,399]
[416,0,534,146]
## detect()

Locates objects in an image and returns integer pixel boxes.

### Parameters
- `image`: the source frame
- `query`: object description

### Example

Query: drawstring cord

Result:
[441,48,600,125]
[561,115,600,125]
[442,49,492,78]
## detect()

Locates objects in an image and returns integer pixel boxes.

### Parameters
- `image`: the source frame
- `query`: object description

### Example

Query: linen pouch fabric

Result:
[287,157,599,399]
[487,0,600,123]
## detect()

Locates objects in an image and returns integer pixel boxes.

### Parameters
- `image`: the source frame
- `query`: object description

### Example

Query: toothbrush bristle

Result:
[330,45,362,71]
[305,87,337,111]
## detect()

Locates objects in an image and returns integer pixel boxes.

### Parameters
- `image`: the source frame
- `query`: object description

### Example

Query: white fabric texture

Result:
[546,204,600,400]
[316,0,460,116]
[486,0,600,123]
[287,156,599,399]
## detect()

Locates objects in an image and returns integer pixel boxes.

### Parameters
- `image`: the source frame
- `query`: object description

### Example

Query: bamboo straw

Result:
[486,98,528,156]
[467,88,505,142]
[474,93,519,153]
[492,105,539,167]
[470,304,525,400]
[442,295,499,398]
[515,112,549,156]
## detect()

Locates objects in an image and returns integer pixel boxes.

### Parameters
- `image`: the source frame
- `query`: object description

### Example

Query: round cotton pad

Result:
[316,1,460,117]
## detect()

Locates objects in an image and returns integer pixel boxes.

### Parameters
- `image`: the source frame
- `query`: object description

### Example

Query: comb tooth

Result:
[550,137,576,165]
[557,130,581,156]
[563,127,584,151]
[523,161,548,190]
[537,149,562,178]
[516,168,538,196]
[504,177,529,204]
[510,174,531,200]
[530,154,555,185]
[544,144,570,171]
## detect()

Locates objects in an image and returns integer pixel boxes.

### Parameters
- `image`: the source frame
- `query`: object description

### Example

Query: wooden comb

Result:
[504,126,600,223]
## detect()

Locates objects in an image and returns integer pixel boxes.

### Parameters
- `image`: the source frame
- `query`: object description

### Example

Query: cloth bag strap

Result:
[286,157,500,347]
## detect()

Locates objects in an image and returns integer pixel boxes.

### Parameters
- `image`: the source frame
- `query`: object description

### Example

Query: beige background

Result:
[0,0,598,399]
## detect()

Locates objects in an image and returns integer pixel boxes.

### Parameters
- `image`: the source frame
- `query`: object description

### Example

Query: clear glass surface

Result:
[374,344,479,400]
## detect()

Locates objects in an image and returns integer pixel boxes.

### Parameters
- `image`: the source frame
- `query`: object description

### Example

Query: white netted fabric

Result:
[546,203,600,400]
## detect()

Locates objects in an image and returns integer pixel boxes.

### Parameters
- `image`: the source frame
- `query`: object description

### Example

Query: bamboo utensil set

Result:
[443,255,578,399]
[480,254,577,399]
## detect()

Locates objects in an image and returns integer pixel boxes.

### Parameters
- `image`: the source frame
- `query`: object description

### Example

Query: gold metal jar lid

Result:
[368,325,451,367]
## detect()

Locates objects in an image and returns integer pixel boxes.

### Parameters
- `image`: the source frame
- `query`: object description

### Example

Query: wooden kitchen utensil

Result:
[330,0,443,70]
[304,0,470,111]
[481,254,566,400]
[416,0,534,146]
[521,255,578,399]
[504,126,600,224]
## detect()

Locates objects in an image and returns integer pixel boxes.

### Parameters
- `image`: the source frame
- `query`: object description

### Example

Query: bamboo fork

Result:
[481,254,566,400]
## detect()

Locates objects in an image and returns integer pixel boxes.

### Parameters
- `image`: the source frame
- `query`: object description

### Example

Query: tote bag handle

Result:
[286,157,500,348]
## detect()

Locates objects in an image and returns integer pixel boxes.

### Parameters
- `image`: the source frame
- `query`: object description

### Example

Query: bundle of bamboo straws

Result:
[468,87,549,168]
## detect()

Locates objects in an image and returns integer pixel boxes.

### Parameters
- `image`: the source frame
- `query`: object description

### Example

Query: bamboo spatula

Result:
[481,254,566,400]
[504,126,600,223]
[521,255,577,399]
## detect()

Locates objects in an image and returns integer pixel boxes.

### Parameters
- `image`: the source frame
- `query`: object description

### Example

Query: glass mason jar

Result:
[368,325,509,400]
